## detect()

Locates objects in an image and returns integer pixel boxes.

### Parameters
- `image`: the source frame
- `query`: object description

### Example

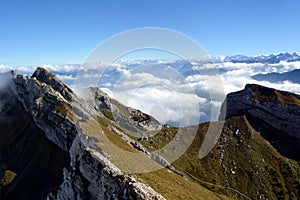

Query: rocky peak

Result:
[32,67,73,101]
[88,87,112,110]
[221,84,300,160]
[86,87,162,134]
[0,68,165,200]
[14,68,79,151]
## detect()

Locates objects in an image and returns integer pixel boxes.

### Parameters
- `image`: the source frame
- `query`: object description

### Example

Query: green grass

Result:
[127,114,300,199]
[171,116,300,199]
[79,104,300,199]
[136,168,230,200]
[111,99,129,116]
[54,101,74,121]
[252,87,300,106]
[138,126,178,151]
[275,90,300,106]
[78,115,229,199]
[0,170,16,186]
[96,116,138,152]
[101,109,114,121]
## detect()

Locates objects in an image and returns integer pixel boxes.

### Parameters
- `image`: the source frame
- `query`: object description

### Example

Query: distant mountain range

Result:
[252,69,300,84]
[223,52,300,64]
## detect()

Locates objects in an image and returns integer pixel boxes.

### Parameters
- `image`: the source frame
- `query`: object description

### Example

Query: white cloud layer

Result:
[0,64,12,73]
[1,58,300,125]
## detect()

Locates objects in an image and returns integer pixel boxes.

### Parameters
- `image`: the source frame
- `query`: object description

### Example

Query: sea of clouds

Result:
[2,58,300,126]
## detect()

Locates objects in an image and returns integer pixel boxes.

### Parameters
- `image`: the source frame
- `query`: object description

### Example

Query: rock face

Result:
[0,74,70,199]
[14,71,77,151]
[32,67,73,101]
[85,87,162,134]
[49,136,165,200]
[221,84,300,160]
[0,68,165,200]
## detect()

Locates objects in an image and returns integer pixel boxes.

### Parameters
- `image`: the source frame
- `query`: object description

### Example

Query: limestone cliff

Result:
[220,83,300,160]
[0,68,165,200]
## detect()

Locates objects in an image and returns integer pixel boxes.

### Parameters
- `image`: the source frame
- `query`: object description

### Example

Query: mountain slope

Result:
[221,84,300,160]
[135,84,300,199]
[0,68,166,199]
[252,69,300,84]
[0,79,70,199]
[0,68,225,200]
[175,116,299,199]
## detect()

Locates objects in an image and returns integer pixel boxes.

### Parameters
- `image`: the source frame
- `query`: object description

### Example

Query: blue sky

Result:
[1,0,300,66]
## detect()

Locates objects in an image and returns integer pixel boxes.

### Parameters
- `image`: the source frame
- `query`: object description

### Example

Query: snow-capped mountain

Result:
[223,52,300,64]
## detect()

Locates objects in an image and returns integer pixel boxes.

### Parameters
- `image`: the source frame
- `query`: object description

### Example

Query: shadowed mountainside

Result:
[0,83,69,199]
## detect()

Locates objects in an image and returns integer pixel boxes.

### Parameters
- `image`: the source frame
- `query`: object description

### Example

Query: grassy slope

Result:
[108,119,226,199]
[54,88,299,199]
[173,116,300,199]
[138,115,300,199]
[78,115,226,199]
[79,105,300,199]
[136,168,230,200]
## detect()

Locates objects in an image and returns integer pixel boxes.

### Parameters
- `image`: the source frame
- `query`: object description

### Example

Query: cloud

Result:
[0,73,12,91]
[110,70,204,125]
[107,59,300,124]
[219,60,300,95]
[0,64,12,73]
[0,72,14,112]
[56,74,76,80]
[39,64,79,73]
[2,57,300,125]
[272,61,300,73]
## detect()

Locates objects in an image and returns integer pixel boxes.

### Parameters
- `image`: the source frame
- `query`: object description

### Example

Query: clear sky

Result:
[1,0,300,66]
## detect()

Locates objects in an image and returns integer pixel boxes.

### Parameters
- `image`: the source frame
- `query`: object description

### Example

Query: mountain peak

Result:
[224,52,300,63]
[32,67,73,101]
[244,83,300,105]
[32,67,55,80]
[221,84,300,159]
[0,67,166,199]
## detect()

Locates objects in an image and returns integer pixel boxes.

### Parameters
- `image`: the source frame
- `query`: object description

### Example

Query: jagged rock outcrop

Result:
[0,68,165,200]
[32,67,73,101]
[220,83,300,159]
[14,73,77,151]
[49,136,164,200]
[85,87,162,134]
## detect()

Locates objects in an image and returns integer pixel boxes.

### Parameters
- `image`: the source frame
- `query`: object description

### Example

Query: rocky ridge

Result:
[220,83,300,160]
[0,68,165,199]
[86,87,162,134]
